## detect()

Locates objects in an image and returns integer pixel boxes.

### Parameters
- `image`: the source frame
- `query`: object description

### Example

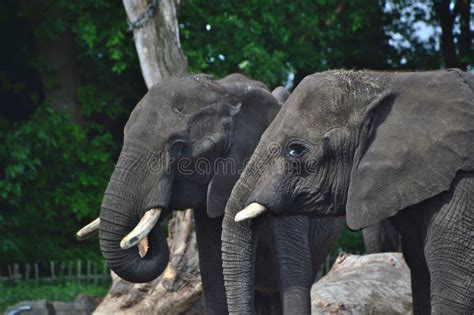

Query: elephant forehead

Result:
[125,77,231,140]
[126,98,188,140]
[281,70,387,135]
[147,76,228,115]
[280,85,351,136]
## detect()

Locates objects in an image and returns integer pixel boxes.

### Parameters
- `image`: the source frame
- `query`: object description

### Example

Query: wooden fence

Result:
[1,249,358,283]
[0,260,110,282]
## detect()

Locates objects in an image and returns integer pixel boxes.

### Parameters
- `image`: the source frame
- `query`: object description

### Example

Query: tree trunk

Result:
[23,0,82,124]
[433,0,459,68]
[122,0,187,89]
[37,29,82,124]
[94,210,204,314]
[457,0,472,70]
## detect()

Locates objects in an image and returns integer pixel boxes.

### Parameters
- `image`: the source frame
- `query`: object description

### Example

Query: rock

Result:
[51,295,97,315]
[5,300,52,315]
[311,252,413,314]
[4,295,97,315]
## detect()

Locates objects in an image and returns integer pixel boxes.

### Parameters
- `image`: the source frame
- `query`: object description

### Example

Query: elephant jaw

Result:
[234,203,267,222]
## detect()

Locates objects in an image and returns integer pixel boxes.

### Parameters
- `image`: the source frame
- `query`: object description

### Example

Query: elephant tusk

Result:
[76,218,100,240]
[235,203,267,222]
[120,208,162,249]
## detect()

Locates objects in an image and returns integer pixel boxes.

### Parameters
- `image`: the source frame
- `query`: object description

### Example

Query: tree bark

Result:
[122,0,187,89]
[433,0,459,68]
[22,0,82,124]
[38,30,81,123]
[457,0,472,70]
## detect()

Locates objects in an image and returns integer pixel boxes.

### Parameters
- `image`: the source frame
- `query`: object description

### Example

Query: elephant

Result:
[81,73,346,314]
[362,219,400,253]
[222,69,474,314]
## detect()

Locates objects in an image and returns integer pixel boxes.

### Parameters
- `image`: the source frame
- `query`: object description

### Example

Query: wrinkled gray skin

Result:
[98,73,343,314]
[222,69,474,314]
[362,219,400,253]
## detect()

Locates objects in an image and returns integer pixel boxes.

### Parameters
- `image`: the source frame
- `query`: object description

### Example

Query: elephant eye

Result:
[286,142,309,159]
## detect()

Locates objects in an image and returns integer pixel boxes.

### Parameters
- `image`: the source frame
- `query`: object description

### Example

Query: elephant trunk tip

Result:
[99,209,169,284]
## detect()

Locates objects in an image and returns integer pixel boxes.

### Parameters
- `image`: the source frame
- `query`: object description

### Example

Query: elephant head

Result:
[222,69,474,313]
[98,74,281,283]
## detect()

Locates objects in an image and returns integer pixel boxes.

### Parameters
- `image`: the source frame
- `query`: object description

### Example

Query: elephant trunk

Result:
[221,146,270,314]
[99,167,169,283]
[221,193,257,314]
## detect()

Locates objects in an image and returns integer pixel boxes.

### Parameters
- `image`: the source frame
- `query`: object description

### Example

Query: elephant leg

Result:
[193,208,228,314]
[363,219,400,253]
[390,213,431,315]
[272,216,313,315]
[423,172,474,314]
[254,291,282,315]
[400,230,431,314]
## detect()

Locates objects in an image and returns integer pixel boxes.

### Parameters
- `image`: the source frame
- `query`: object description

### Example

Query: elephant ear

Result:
[206,88,282,218]
[271,86,290,103]
[347,70,474,230]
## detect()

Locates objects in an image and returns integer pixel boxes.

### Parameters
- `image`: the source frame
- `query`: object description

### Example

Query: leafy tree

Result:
[179,0,392,87]
[0,105,116,263]
[0,0,143,264]
[384,0,472,70]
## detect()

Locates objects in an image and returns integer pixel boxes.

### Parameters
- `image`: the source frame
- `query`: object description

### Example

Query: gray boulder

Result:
[311,253,413,314]
[5,295,97,315]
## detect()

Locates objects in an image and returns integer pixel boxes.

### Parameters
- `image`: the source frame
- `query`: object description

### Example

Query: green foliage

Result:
[383,0,443,69]
[0,281,110,312]
[0,1,144,267]
[76,85,128,133]
[333,227,365,254]
[19,1,136,75]
[179,0,391,87]
[0,105,116,264]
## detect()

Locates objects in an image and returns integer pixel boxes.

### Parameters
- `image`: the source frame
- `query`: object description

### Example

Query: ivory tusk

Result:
[235,203,267,222]
[120,208,162,249]
[76,218,100,240]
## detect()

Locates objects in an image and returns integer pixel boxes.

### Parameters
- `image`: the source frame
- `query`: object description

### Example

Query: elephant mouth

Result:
[137,237,149,257]
[234,195,314,223]
[120,208,163,250]
[77,207,165,258]
[121,206,171,259]
[234,202,268,222]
